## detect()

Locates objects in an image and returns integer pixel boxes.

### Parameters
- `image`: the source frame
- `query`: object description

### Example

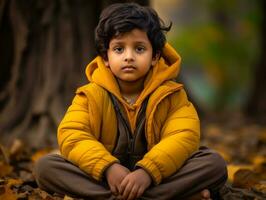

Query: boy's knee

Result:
[204,150,228,179]
[34,154,58,181]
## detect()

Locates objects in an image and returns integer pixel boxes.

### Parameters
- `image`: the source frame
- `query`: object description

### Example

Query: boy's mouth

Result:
[121,66,136,72]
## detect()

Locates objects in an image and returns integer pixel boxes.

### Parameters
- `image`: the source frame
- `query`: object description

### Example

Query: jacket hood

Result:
[85,43,181,104]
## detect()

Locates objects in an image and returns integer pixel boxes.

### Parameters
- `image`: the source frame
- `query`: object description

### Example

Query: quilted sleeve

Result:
[136,89,200,184]
[57,90,119,181]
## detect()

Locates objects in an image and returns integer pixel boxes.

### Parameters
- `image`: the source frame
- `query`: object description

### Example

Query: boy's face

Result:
[105,29,159,83]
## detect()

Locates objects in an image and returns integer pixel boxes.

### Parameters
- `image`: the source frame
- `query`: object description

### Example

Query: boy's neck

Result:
[117,78,144,100]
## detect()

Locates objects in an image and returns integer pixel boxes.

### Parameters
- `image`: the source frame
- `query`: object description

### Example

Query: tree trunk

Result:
[245,0,266,123]
[0,0,149,149]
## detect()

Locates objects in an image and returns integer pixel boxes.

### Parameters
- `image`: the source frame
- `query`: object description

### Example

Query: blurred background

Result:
[154,0,261,112]
[0,1,266,198]
[0,0,265,149]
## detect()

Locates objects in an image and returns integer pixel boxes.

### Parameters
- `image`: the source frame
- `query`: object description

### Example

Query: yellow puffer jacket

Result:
[57,43,200,185]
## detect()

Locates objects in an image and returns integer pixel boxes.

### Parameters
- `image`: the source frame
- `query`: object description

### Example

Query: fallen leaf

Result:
[233,169,260,189]
[0,162,13,177]
[31,148,54,163]
[9,139,24,158]
[31,188,55,200]
[64,195,74,200]
[252,182,266,198]
[253,155,265,166]
[253,155,266,172]
[6,178,23,188]
[227,164,253,183]
[0,179,21,200]
[0,185,17,200]
[16,191,28,199]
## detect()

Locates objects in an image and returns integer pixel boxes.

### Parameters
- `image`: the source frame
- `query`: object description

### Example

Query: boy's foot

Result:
[185,189,212,200]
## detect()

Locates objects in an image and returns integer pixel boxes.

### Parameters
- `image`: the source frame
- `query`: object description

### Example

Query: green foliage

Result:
[169,0,261,111]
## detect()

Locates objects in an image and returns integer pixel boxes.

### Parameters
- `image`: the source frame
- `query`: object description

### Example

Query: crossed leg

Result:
[34,147,227,200]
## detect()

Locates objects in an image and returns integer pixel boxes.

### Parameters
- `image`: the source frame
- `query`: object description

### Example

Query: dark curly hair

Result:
[95,3,171,60]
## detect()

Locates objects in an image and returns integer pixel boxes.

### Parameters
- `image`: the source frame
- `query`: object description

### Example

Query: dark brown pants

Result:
[34,147,227,200]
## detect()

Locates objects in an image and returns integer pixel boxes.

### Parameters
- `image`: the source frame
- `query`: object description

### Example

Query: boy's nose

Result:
[124,49,135,62]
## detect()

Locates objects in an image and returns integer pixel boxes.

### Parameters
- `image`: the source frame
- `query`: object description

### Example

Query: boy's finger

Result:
[126,185,138,200]
[110,185,118,196]
[119,178,128,194]
[122,182,133,200]
[136,187,145,198]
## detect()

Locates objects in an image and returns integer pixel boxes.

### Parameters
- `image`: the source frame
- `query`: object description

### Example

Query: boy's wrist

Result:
[103,162,120,178]
[135,168,152,187]
[134,167,152,183]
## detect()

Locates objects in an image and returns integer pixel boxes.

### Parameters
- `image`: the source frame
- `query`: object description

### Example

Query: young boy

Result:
[34,3,227,200]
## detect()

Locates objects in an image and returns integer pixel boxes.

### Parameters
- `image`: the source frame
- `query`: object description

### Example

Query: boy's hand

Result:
[105,163,130,196]
[119,168,152,200]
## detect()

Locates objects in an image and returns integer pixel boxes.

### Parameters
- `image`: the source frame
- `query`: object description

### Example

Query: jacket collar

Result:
[85,43,181,107]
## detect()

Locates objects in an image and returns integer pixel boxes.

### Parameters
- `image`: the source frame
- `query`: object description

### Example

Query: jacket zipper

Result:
[116,97,148,155]
[109,93,134,155]
[119,111,134,154]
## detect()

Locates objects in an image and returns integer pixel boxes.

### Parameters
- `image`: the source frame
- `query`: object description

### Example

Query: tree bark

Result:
[0,0,149,149]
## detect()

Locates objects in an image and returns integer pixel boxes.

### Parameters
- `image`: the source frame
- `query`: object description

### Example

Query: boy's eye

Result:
[136,46,145,53]
[113,47,124,53]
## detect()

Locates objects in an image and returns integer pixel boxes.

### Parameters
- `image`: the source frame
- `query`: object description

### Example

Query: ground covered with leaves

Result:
[0,115,266,200]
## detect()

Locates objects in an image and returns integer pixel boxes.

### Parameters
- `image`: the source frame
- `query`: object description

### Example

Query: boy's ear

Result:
[151,53,160,66]
[104,59,109,67]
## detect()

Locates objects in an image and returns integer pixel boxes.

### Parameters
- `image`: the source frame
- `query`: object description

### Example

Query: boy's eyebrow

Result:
[109,40,149,46]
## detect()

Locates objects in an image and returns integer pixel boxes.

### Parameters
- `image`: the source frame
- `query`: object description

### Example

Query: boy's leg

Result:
[34,154,115,200]
[141,146,228,200]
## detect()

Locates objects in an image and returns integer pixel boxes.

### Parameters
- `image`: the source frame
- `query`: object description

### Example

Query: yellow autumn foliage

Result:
[227,164,254,183]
